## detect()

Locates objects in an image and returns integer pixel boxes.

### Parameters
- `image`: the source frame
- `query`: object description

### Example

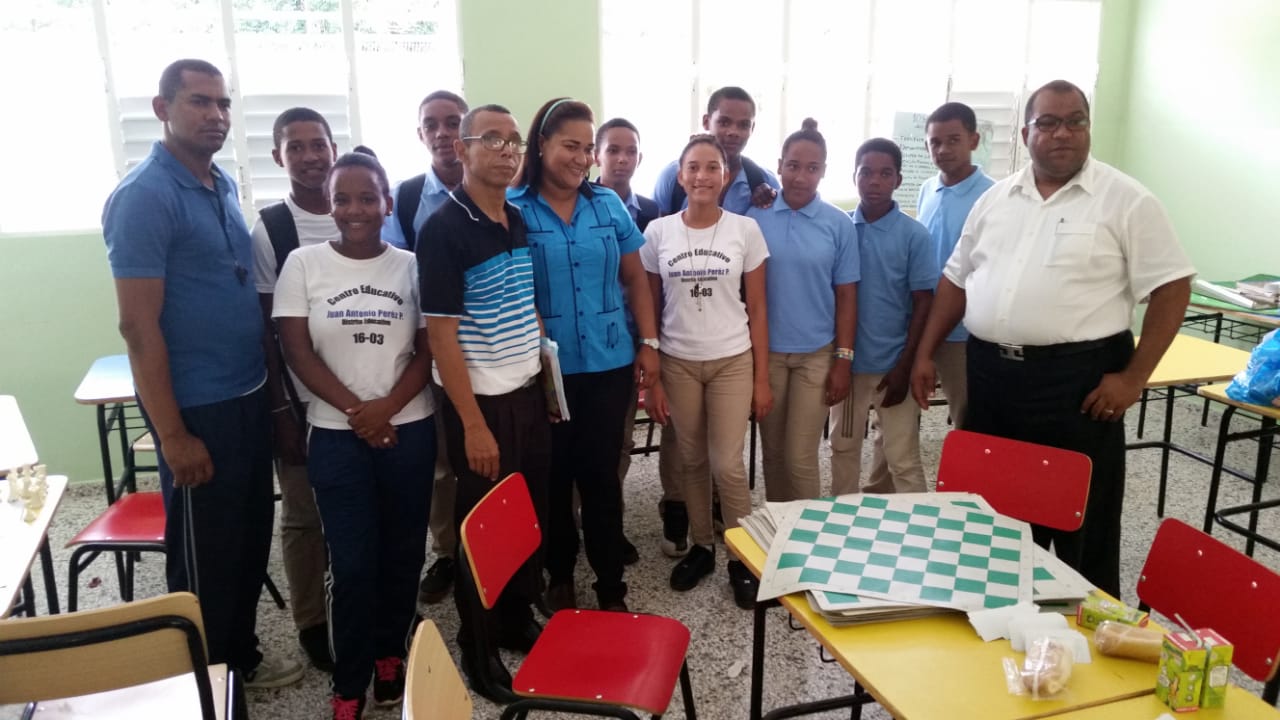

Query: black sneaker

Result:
[727,560,759,609]
[661,501,690,558]
[372,656,405,707]
[299,623,335,673]
[621,535,640,565]
[418,556,455,604]
[544,580,577,613]
[670,544,715,591]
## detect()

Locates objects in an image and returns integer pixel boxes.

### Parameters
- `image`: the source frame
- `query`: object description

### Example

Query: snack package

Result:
[1157,630,1206,712]
[1075,592,1149,631]
[1094,621,1164,663]
[1004,636,1075,700]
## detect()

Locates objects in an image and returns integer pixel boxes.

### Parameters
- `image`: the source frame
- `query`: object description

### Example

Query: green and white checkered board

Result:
[759,494,1034,611]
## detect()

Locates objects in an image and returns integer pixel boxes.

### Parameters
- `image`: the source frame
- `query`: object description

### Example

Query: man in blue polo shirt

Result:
[103,58,301,688]
[419,104,548,703]
[652,86,781,215]
[829,138,938,496]
[914,102,995,429]
[382,89,470,607]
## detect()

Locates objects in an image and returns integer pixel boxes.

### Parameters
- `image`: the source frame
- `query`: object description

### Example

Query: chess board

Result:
[758,494,1035,611]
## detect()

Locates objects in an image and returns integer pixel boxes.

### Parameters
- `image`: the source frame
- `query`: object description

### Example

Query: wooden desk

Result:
[1060,684,1279,718]
[1195,384,1280,556]
[1130,334,1253,517]
[28,662,237,720]
[74,355,145,502]
[1,475,67,618]
[725,528,1158,720]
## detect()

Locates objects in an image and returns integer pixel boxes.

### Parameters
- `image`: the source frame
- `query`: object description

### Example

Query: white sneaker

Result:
[244,654,305,689]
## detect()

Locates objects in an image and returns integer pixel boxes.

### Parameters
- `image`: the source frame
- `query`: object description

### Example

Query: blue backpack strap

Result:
[396,174,427,252]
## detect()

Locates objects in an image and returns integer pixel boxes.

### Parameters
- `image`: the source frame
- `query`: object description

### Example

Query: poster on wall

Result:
[891,111,993,215]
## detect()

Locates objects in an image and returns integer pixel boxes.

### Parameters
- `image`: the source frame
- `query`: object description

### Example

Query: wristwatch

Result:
[639,338,660,351]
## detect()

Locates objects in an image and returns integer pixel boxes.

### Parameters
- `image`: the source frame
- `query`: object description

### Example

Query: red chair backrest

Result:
[1138,518,1280,684]
[936,430,1092,531]
[458,473,541,611]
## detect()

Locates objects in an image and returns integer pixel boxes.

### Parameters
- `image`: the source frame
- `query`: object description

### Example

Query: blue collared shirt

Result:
[507,182,645,375]
[850,202,939,374]
[382,166,451,249]
[746,194,860,353]
[916,166,995,343]
[103,141,265,407]
[652,159,780,215]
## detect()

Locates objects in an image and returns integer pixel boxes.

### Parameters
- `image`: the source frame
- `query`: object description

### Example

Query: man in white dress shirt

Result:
[910,79,1194,596]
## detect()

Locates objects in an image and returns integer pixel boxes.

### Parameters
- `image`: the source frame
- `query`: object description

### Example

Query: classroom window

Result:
[0,0,461,235]
[599,0,1102,208]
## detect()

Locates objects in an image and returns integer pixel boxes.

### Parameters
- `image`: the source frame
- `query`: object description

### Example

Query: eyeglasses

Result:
[1027,114,1091,133]
[461,133,527,154]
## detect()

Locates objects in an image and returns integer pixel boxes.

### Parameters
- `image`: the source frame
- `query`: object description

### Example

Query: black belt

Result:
[970,332,1128,362]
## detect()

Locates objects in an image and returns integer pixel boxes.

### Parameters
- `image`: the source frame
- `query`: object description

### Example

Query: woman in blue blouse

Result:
[746,119,859,502]
[507,97,659,613]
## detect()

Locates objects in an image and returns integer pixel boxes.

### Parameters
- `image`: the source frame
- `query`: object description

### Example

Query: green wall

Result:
[4,0,1274,484]
[1118,0,1280,281]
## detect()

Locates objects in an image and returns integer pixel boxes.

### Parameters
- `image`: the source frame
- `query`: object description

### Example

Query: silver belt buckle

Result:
[998,343,1025,361]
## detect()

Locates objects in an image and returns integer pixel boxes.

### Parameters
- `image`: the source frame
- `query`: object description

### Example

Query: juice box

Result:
[1156,630,1205,712]
[1197,629,1233,709]
[1075,591,1149,631]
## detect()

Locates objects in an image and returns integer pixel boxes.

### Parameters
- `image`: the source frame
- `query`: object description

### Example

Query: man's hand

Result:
[645,381,670,426]
[464,422,501,481]
[825,359,851,406]
[634,345,659,389]
[749,183,777,208]
[878,364,912,408]
[346,398,397,442]
[271,411,307,465]
[910,357,938,410]
[361,423,399,449]
[1081,371,1144,422]
[162,431,215,488]
[752,378,774,419]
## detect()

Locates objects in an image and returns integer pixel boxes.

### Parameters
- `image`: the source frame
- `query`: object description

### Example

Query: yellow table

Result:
[1129,334,1253,517]
[1195,384,1280,556]
[725,528,1159,720]
[1060,684,1279,718]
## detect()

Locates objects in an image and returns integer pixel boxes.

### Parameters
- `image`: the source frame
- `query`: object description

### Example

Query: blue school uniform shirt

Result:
[507,182,644,375]
[652,159,780,215]
[103,141,265,408]
[916,166,995,344]
[746,194,860,353]
[850,202,939,375]
[382,166,451,249]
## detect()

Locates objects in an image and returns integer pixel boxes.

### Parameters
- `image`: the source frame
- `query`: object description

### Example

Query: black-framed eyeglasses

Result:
[461,133,527,154]
[1027,114,1091,133]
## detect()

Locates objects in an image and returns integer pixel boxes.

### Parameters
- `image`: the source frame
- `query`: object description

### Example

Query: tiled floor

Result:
[4,393,1278,719]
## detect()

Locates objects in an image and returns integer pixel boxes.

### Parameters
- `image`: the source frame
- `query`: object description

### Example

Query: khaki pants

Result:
[662,350,754,547]
[759,346,831,502]
[275,458,328,631]
[829,372,926,496]
[934,340,969,429]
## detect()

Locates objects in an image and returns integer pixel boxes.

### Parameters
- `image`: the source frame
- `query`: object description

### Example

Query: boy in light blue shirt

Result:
[915,102,995,430]
[829,139,938,496]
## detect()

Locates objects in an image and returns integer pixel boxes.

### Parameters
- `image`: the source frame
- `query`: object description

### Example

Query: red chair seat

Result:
[67,491,165,546]
[512,609,691,715]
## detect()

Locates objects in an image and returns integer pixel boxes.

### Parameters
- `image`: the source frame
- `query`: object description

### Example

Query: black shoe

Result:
[543,580,577,613]
[418,556,455,604]
[298,623,335,673]
[670,544,715,591]
[661,501,690,558]
[460,649,518,704]
[727,560,759,609]
[621,536,640,566]
[497,619,542,654]
[372,656,405,706]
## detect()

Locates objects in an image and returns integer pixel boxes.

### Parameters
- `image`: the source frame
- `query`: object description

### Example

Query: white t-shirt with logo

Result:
[639,211,769,361]
[251,195,342,405]
[272,242,433,430]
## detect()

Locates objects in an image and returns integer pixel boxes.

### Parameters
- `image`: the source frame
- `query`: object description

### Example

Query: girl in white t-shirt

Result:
[639,134,772,609]
[273,152,435,718]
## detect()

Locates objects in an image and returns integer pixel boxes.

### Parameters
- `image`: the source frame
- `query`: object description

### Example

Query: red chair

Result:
[460,473,698,719]
[936,430,1092,531]
[1138,518,1280,705]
